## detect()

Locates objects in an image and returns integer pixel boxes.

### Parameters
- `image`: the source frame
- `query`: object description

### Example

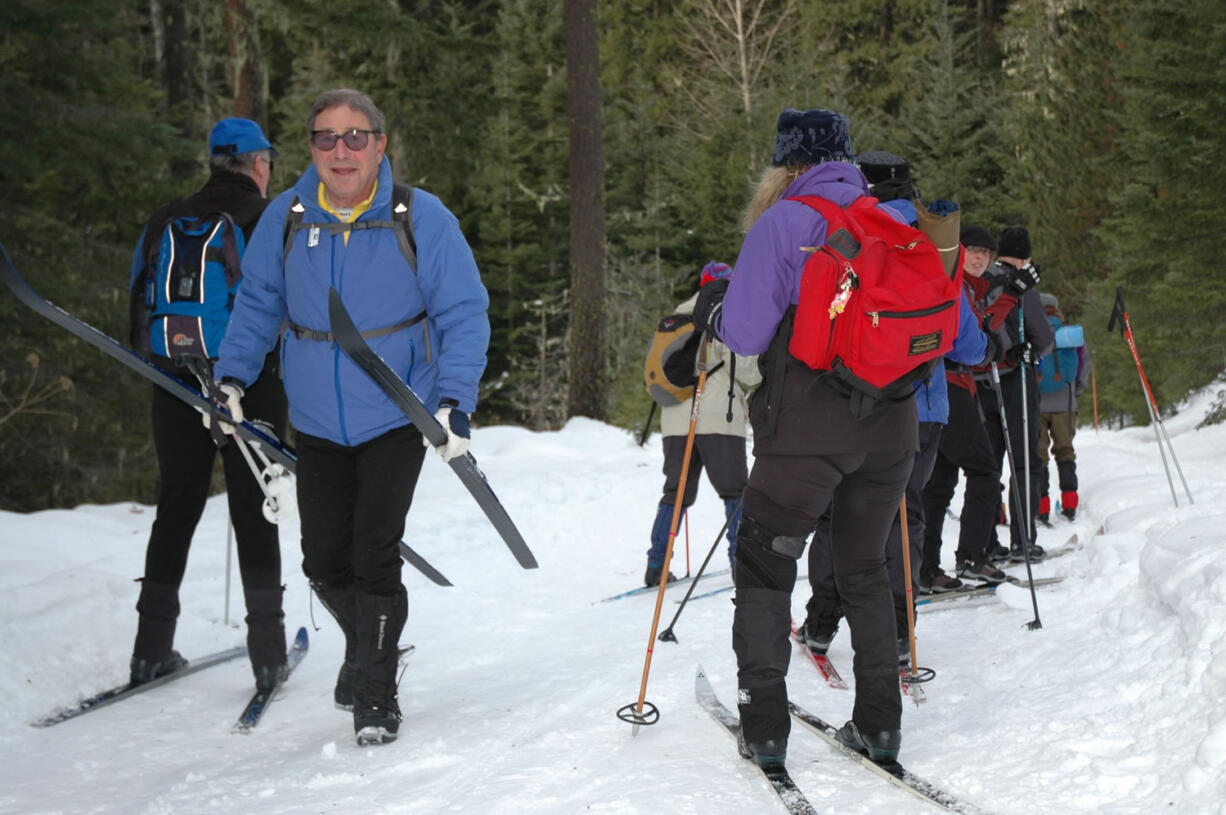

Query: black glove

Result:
[692,279,729,338]
[1005,261,1041,295]
[1006,341,1035,367]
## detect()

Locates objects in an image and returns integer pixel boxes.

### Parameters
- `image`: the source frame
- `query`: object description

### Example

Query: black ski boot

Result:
[798,620,837,655]
[130,580,188,686]
[643,565,676,587]
[836,720,901,762]
[353,587,408,745]
[313,582,359,709]
[244,586,288,693]
[737,728,788,769]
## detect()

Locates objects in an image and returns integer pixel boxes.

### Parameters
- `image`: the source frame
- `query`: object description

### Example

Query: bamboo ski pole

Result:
[899,495,919,673]
[618,339,714,733]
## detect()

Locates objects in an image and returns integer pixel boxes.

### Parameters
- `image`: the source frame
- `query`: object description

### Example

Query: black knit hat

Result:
[998,226,1032,259]
[771,108,853,167]
[960,224,997,252]
[856,150,911,185]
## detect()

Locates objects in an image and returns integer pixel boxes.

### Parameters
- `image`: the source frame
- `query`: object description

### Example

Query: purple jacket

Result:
[717,162,873,356]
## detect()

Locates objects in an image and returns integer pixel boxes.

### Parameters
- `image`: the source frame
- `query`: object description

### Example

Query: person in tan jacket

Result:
[644,262,761,586]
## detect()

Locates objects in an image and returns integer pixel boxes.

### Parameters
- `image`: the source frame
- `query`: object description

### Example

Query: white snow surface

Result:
[3,390,1226,815]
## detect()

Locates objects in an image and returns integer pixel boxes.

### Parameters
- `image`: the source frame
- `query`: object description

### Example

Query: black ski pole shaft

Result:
[637,401,657,447]
[658,493,743,643]
[989,363,1042,630]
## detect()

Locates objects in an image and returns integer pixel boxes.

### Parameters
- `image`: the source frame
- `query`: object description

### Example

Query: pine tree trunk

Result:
[563,0,606,420]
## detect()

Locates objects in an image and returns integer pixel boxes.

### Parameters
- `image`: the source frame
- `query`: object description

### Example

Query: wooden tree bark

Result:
[563,0,606,420]
[157,0,196,179]
[225,0,266,124]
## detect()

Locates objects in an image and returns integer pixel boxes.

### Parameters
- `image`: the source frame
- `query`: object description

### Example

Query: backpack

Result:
[644,313,701,407]
[1038,318,1083,395]
[786,195,961,406]
[146,212,245,360]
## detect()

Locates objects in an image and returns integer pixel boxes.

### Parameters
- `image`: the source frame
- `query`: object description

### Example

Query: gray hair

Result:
[208,148,271,175]
[306,89,386,133]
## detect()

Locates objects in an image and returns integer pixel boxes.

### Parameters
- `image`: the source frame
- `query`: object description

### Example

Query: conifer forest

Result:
[2,0,1224,511]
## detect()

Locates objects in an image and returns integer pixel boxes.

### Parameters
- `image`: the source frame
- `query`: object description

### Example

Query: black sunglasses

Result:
[309,128,380,151]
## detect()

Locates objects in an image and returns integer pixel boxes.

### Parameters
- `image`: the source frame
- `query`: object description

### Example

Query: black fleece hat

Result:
[771,108,853,167]
[998,226,1032,259]
[960,224,997,252]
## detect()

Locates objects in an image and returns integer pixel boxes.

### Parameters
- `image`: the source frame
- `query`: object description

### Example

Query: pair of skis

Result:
[696,667,985,814]
[31,627,309,731]
[0,248,537,579]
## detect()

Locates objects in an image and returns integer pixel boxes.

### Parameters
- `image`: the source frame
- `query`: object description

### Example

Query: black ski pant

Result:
[734,448,913,744]
[981,368,1041,549]
[807,422,941,636]
[143,372,287,590]
[648,434,748,566]
[137,370,287,667]
[922,385,1000,567]
[296,425,426,597]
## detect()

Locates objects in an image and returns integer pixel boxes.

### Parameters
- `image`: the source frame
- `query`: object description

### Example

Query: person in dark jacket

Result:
[920,224,1017,587]
[126,117,289,693]
[693,109,921,768]
[799,152,990,661]
[973,226,1054,564]
[214,89,490,747]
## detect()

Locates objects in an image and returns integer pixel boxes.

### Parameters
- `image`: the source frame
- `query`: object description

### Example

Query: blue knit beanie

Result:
[771,108,853,167]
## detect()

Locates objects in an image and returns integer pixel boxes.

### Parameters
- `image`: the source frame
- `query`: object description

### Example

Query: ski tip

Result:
[293,626,309,649]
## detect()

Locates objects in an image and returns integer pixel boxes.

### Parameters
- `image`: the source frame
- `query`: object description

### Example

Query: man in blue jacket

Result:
[214,89,491,746]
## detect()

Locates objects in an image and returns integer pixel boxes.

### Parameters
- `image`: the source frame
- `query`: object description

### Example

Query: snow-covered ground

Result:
[2,387,1225,814]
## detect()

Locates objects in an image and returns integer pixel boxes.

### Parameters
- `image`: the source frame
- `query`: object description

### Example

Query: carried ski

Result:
[234,626,310,732]
[30,643,247,728]
[327,288,537,569]
[917,576,1063,607]
[598,567,731,604]
[695,667,818,815]
[790,627,848,690]
[788,702,986,814]
[0,248,448,587]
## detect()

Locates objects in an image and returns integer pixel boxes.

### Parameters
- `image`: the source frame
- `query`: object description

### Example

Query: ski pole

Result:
[1108,287,1193,505]
[683,509,691,577]
[899,495,919,674]
[989,363,1042,630]
[1018,307,1034,559]
[224,518,234,626]
[658,493,743,643]
[1091,356,1099,433]
[618,338,714,733]
[637,401,657,447]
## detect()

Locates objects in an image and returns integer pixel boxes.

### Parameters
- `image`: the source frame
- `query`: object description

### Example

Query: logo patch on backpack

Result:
[147,212,244,360]
[786,195,961,402]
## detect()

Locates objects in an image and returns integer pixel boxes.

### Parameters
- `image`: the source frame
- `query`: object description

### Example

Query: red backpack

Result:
[787,195,962,405]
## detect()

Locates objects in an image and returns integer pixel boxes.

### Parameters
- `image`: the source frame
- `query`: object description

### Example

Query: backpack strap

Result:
[287,308,426,343]
[789,195,874,259]
[281,183,417,272]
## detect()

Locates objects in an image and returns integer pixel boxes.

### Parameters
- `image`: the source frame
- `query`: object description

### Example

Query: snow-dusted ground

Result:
[2,387,1225,814]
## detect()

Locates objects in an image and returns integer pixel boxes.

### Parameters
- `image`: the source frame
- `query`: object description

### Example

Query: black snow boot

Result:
[313,582,359,709]
[244,586,287,693]
[353,587,408,745]
[130,580,188,685]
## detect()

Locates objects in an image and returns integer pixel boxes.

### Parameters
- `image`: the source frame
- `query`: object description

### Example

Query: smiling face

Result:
[963,245,994,278]
[309,105,387,209]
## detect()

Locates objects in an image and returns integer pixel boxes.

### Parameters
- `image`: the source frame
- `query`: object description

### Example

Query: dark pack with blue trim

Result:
[145,212,244,359]
[1038,320,1083,395]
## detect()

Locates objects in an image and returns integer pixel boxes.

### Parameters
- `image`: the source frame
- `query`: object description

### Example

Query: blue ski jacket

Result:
[215,157,490,446]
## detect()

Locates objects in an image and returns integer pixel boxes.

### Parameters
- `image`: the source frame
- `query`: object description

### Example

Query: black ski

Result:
[30,644,247,728]
[0,247,449,586]
[788,702,986,814]
[695,666,818,815]
[234,626,309,732]
[327,288,537,569]
[917,576,1063,608]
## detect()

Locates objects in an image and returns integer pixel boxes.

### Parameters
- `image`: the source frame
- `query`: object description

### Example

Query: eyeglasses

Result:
[309,128,380,151]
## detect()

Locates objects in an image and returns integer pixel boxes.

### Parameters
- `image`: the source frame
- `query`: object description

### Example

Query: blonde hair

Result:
[742,165,809,233]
